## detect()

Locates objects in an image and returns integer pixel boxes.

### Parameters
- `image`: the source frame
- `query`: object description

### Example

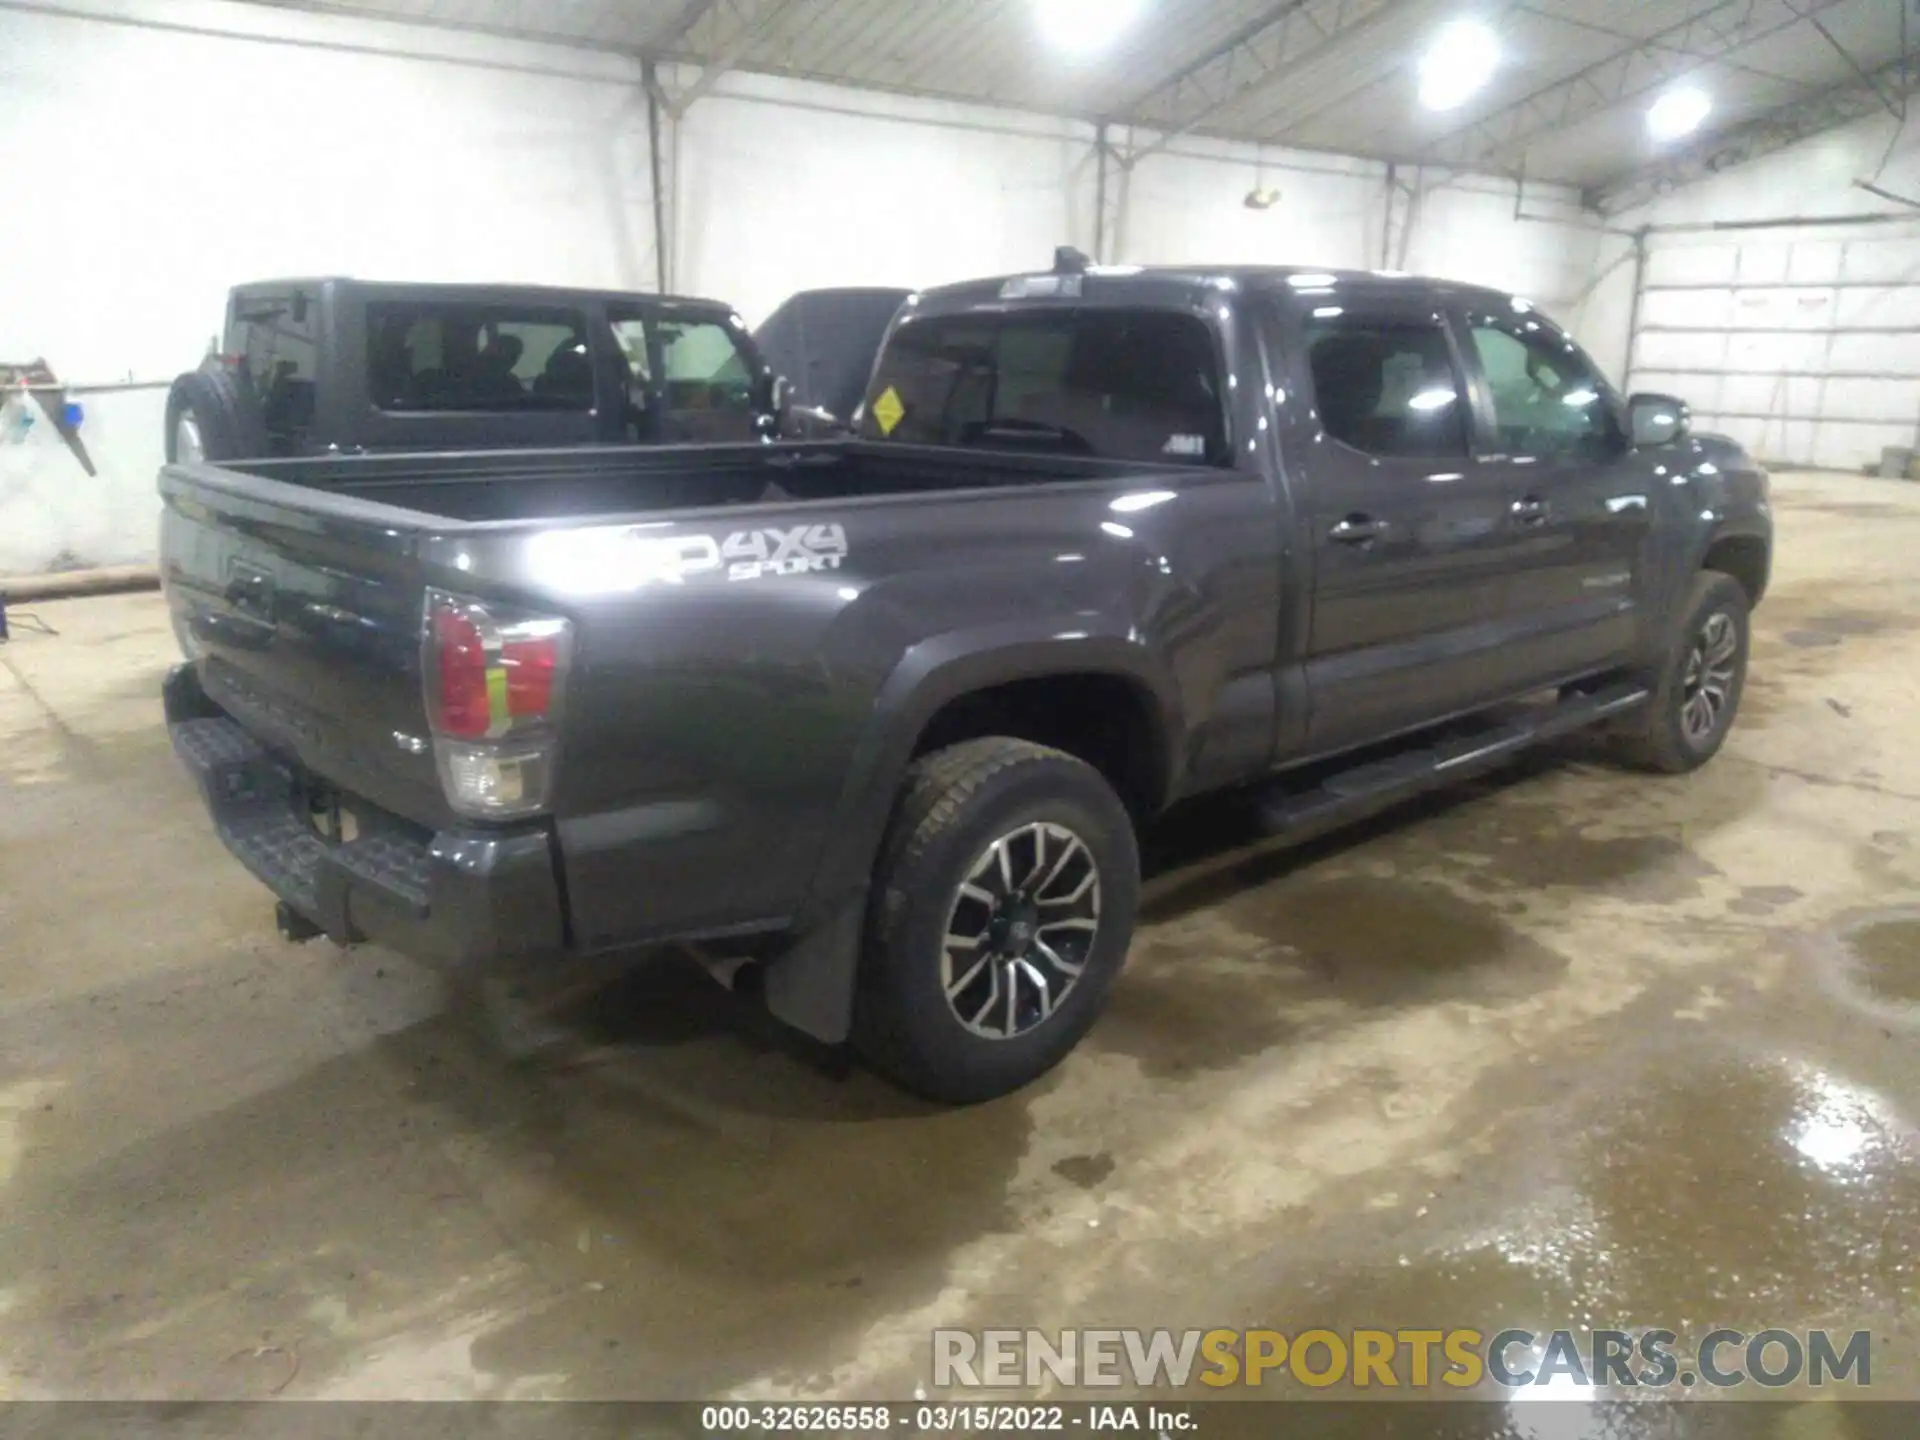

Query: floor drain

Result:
[1817,907,1920,1023]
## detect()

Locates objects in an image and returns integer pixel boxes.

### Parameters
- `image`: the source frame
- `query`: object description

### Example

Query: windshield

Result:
[859,308,1228,466]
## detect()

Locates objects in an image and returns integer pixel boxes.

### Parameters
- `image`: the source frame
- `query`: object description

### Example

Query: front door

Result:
[1455,305,1653,690]
[609,306,768,446]
[1277,296,1525,755]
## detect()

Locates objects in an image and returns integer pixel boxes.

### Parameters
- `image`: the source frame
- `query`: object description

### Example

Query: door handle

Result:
[1329,515,1386,545]
[1511,495,1550,526]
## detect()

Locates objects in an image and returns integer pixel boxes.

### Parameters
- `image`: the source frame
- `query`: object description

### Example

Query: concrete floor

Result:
[3,470,1918,1419]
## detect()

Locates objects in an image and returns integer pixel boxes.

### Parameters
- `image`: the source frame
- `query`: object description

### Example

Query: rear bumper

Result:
[164,664,565,971]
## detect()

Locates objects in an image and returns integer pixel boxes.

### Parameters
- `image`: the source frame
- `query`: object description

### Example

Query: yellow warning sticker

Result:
[872,386,906,436]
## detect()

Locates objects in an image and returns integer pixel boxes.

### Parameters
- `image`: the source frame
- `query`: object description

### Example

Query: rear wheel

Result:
[1614,571,1751,774]
[854,738,1140,1104]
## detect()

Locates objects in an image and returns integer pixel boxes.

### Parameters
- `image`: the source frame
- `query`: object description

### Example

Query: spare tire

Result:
[164,367,269,464]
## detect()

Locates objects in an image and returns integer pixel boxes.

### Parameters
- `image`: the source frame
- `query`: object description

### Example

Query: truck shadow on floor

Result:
[502,758,1574,1097]
[523,732,1765,1096]
[1098,741,1767,1080]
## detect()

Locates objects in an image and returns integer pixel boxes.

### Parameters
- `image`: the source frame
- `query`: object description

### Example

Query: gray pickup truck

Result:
[160,255,1772,1103]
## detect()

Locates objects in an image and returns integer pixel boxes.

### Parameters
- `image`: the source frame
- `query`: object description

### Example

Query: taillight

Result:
[423,590,572,819]
[433,605,491,739]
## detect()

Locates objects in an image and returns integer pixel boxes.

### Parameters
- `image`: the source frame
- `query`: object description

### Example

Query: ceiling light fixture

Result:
[1647,85,1713,142]
[1035,0,1147,57]
[1417,19,1501,112]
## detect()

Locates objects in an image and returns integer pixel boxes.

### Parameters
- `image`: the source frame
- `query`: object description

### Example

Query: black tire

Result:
[1613,571,1752,774]
[164,368,268,464]
[853,738,1141,1105]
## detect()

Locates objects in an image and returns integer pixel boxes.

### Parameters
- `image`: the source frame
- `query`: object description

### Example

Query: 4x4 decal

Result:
[721,524,850,582]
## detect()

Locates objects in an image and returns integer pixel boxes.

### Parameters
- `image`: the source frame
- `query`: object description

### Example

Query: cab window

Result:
[366,303,594,412]
[658,319,759,442]
[862,308,1228,466]
[1303,314,1467,459]
[1468,317,1623,461]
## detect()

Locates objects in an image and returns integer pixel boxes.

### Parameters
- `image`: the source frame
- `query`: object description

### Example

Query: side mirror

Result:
[1629,392,1690,448]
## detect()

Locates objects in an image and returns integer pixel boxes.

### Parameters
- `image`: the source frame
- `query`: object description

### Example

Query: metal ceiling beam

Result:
[1109,0,1419,166]
[1594,47,1920,213]
[1803,5,1905,119]
[647,0,802,114]
[1512,3,1809,86]
[648,0,724,52]
[1418,0,1855,174]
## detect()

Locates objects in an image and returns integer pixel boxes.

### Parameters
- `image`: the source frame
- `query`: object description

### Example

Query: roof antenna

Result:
[1054,245,1092,274]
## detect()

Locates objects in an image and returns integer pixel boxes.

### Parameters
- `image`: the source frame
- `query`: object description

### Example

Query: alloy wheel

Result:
[1680,611,1739,745]
[941,822,1102,1041]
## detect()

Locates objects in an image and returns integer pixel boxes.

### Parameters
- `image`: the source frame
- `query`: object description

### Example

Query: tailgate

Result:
[159,463,447,827]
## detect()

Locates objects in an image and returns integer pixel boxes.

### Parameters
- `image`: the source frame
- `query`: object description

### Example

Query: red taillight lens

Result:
[433,604,492,739]
[425,593,570,741]
[502,634,558,719]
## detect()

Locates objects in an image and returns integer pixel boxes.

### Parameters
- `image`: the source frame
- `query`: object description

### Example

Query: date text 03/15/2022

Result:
[700,1404,1194,1433]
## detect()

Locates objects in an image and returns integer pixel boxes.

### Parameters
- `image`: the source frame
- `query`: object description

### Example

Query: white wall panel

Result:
[1121,136,1382,274]
[1834,287,1920,329]
[1830,333,1920,376]
[1810,422,1913,471]
[1784,242,1845,285]
[1646,246,1739,286]
[1724,330,1830,372]
[663,67,1096,327]
[1637,330,1729,370]
[1718,374,1818,417]
[1735,243,1792,285]
[1840,238,1920,284]
[1601,112,1920,471]
[1820,379,1920,424]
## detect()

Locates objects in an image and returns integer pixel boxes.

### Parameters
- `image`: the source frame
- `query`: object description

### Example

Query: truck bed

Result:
[157,437,1211,850]
[210,440,1162,525]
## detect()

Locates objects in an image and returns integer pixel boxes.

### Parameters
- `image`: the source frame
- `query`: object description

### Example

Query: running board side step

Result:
[1254,681,1651,842]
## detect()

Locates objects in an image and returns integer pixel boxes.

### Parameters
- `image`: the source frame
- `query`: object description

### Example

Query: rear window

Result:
[860,309,1228,465]
[366,303,594,412]
[226,289,319,453]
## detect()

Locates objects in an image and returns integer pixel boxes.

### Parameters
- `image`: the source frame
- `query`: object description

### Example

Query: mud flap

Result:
[761,892,865,1045]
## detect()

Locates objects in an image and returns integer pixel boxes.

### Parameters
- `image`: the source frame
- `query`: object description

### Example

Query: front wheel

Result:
[853,738,1140,1104]
[1614,571,1752,774]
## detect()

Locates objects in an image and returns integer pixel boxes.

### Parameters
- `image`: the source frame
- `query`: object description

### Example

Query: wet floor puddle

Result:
[1189,1041,1920,1401]
[1841,915,1920,1007]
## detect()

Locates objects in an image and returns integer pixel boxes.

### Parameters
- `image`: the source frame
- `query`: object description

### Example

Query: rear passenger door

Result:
[1455,305,1650,687]
[1281,296,1525,754]
[356,300,603,452]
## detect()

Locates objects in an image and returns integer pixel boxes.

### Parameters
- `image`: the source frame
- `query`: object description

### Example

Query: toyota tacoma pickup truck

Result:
[160,254,1772,1103]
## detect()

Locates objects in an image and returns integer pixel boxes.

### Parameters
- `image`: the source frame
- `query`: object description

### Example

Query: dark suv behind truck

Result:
[159,255,1771,1104]
[164,279,796,464]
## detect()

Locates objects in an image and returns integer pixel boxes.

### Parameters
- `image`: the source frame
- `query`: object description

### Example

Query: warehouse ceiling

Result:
[251,0,1913,197]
